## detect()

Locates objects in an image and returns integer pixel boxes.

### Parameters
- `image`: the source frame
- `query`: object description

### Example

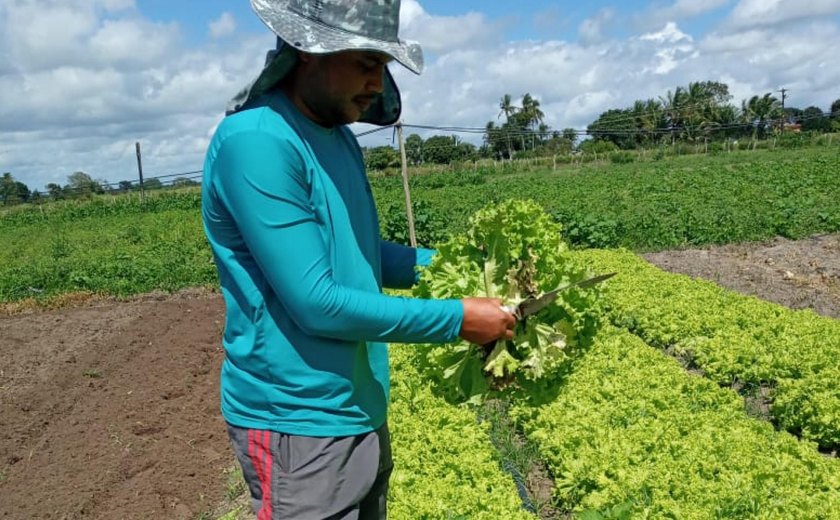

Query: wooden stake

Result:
[135,142,146,203]
[396,123,417,248]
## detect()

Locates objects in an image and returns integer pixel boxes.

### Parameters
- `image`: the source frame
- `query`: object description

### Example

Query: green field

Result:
[2,148,839,303]
[3,147,840,518]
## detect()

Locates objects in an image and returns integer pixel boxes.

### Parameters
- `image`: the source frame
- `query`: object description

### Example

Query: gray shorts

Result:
[226,423,393,520]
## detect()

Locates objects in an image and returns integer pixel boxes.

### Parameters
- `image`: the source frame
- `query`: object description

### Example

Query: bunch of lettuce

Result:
[413,199,606,403]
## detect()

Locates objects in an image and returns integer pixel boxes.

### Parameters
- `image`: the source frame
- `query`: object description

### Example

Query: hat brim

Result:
[251,0,424,74]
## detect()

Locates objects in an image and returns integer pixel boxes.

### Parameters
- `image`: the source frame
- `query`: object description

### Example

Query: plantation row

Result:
[384,326,840,519]
[577,248,840,450]
[375,148,840,250]
[387,346,533,519]
[384,200,840,518]
[514,327,840,518]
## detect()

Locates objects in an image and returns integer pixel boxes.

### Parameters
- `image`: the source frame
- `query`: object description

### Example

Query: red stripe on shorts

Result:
[261,430,273,519]
[248,429,272,520]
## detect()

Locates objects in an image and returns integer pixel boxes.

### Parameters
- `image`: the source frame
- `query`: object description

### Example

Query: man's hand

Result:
[459,298,516,345]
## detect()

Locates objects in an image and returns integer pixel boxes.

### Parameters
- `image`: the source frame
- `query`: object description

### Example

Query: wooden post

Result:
[396,123,417,248]
[135,142,146,203]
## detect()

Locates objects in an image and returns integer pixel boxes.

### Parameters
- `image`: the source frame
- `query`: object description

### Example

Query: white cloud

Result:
[378,14,839,148]
[90,19,180,66]
[638,23,697,74]
[637,0,730,32]
[209,12,236,39]
[728,0,840,29]
[579,8,615,45]
[656,0,730,20]
[399,0,498,53]
[99,0,135,11]
[3,0,840,191]
[640,22,694,44]
[0,0,272,189]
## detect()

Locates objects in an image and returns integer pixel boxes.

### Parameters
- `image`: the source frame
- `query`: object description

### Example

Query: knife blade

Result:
[511,272,617,319]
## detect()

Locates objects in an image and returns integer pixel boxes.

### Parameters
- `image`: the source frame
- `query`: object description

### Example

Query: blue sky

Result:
[135,0,730,49]
[2,0,840,189]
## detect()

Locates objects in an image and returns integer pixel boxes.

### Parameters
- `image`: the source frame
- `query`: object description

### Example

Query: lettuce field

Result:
[1,147,839,518]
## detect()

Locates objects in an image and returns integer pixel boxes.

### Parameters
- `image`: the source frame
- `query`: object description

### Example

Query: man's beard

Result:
[304,92,360,127]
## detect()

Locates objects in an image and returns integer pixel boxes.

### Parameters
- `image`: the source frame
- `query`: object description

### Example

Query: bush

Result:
[578,139,619,155]
[379,199,449,247]
[609,151,636,164]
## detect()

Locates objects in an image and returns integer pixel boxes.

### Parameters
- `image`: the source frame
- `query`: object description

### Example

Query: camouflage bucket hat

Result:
[227,0,424,126]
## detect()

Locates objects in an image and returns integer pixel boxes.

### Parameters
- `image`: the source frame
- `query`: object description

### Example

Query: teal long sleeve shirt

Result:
[201,92,464,436]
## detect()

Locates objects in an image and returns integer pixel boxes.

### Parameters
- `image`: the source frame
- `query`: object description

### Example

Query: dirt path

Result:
[1,234,837,519]
[0,290,232,520]
[643,233,840,319]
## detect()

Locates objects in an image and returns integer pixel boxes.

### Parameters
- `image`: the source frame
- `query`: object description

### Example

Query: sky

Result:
[2,0,840,191]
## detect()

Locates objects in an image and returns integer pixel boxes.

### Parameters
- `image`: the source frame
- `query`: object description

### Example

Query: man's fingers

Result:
[505,312,516,328]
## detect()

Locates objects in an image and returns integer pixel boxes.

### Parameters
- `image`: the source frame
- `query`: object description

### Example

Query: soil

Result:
[643,233,840,320]
[0,234,837,519]
[0,289,231,520]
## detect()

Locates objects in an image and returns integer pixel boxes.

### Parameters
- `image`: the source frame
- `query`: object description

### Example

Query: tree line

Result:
[586,81,839,149]
[362,81,839,170]
[0,170,200,206]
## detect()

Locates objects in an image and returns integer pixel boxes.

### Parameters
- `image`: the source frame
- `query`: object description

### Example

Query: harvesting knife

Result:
[503,272,617,320]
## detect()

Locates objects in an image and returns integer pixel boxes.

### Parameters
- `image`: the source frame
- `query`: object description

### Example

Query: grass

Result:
[211,466,252,520]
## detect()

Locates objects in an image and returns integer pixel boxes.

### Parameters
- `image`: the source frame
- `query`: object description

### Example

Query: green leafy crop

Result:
[413,199,606,403]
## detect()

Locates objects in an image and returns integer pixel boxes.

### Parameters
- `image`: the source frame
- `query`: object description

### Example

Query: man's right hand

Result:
[459,298,516,345]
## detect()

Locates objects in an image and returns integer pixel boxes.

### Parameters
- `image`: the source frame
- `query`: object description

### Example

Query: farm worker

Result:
[200,0,515,518]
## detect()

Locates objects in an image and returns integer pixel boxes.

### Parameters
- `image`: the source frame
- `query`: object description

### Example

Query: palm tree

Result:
[537,123,550,145]
[498,94,517,123]
[660,86,688,144]
[484,121,496,147]
[520,93,545,130]
[631,99,663,146]
[741,93,782,139]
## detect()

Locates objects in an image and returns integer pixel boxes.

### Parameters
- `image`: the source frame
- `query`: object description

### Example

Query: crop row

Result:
[513,326,840,518]
[387,345,533,519]
[374,148,840,250]
[575,248,840,449]
[3,149,840,255]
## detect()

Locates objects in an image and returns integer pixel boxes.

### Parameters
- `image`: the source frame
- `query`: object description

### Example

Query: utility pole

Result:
[777,88,789,132]
[135,141,146,203]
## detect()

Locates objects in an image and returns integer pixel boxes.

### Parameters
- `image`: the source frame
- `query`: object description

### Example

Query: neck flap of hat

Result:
[225,38,402,126]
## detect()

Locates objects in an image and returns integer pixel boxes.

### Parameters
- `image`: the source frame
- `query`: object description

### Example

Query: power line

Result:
[18,104,838,199]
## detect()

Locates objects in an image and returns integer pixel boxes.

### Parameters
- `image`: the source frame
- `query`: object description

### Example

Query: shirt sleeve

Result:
[380,241,437,289]
[211,129,463,344]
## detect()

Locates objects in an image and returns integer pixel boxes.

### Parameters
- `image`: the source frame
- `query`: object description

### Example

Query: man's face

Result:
[297,50,392,126]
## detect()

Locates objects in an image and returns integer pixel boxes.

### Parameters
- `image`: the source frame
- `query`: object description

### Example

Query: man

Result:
[201,1,515,518]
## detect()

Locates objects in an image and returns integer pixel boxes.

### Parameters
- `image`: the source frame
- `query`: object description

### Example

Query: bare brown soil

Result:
[643,233,840,320]
[0,289,231,520]
[0,234,837,519]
